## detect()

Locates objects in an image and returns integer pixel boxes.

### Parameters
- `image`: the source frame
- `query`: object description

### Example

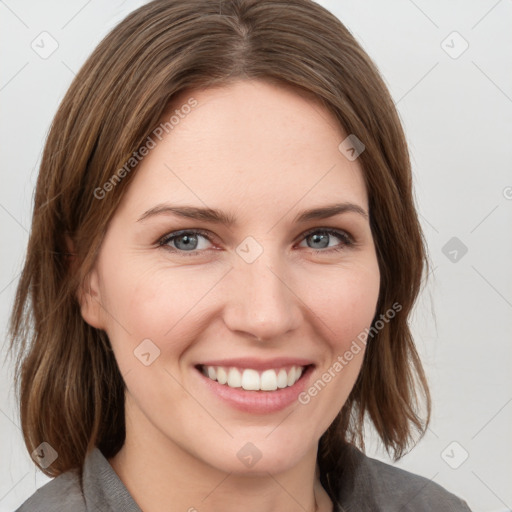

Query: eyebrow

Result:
[136,202,369,225]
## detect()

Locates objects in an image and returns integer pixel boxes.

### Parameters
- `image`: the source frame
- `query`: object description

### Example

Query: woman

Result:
[9,0,472,510]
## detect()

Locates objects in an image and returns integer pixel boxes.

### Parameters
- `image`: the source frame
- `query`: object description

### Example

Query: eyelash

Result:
[157,228,354,257]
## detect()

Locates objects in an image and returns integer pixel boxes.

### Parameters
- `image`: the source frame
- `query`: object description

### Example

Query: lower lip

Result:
[196,366,314,414]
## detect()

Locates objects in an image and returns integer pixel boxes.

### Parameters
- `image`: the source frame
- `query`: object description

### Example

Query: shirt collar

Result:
[82,447,142,512]
[81,444,367,511]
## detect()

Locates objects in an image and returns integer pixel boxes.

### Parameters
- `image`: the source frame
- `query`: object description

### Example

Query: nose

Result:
[222,247,303,342]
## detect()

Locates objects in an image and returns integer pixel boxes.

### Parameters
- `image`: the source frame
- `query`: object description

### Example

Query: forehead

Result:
[119,79,368,218]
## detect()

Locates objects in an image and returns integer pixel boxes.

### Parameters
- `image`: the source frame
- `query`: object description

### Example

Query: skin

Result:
[79,79,380,512]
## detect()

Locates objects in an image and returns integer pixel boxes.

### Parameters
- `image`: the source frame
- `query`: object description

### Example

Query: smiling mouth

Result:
[196,364,311,392]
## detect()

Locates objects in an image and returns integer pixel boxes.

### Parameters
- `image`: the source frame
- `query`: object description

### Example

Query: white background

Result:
[1,1,511,511]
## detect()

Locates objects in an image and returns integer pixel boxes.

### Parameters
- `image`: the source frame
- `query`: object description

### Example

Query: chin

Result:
[185,428,318,476]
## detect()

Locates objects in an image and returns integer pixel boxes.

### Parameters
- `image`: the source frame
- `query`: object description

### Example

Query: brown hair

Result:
[8,0,431,502]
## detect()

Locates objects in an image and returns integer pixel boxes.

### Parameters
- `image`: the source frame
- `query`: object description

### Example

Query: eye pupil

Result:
[309,232,329,249]
[175,234,198,250]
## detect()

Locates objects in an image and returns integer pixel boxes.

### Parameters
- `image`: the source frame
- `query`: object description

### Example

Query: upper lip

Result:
[196,357,314,371]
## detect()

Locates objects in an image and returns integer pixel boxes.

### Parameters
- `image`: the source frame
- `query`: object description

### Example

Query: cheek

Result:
[97,256,225,358]
[294,263,379,426]
[303,260,380,350]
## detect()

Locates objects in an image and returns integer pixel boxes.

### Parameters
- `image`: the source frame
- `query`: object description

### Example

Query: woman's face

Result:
[81,79,380,475]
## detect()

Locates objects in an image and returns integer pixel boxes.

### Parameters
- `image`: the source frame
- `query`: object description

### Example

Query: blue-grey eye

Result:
[299,229,351,251]
[161,230,212,252]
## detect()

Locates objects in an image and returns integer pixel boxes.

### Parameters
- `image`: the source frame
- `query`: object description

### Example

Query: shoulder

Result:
[15,447,141,512]
[336,444,472,511]
[14,467,86,512]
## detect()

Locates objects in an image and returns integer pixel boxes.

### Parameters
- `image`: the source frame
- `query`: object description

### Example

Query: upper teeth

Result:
[201,365,304,391]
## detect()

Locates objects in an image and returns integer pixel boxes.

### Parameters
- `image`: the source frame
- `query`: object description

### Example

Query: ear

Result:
[66,235,106,330]
[77,268,106,330]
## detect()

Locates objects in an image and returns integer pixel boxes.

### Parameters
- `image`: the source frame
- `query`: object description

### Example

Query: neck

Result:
[108,410,332,512]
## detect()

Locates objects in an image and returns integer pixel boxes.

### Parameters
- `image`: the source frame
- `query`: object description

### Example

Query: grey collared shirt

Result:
[15,444,472,511]
[16,447,141,512]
